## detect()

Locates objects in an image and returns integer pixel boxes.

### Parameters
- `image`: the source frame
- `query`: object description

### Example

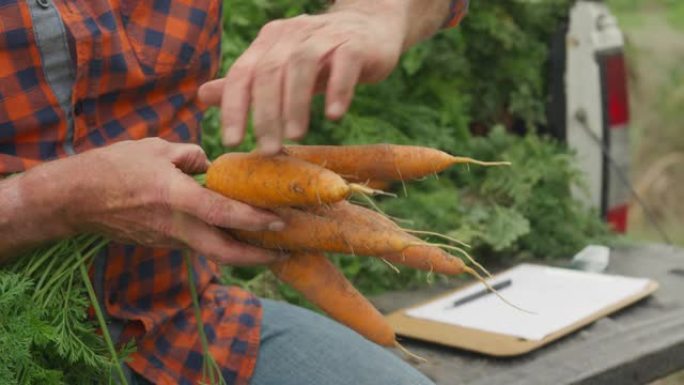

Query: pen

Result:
[444,278,513,309]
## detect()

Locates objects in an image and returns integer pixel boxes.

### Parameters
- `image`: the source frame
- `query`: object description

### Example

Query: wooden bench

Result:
[372,244,684,385]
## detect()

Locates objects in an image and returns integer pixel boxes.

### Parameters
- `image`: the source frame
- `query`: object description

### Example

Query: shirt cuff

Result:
[443,0,470,28]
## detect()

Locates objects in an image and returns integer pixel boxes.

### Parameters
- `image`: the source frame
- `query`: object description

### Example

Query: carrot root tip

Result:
[349,183,395,198]
[381,258,401,274]
[404,229,471,249]
[451,156,512,167]
[463,266,536,315]
[432,243,492,278]
[394,341,428,364]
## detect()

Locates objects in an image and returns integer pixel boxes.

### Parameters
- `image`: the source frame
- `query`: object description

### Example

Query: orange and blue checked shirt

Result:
[446,0,470,28]
[0,0,468,384]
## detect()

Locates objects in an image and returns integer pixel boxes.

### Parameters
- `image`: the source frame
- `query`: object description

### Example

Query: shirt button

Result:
[36,0,50,9]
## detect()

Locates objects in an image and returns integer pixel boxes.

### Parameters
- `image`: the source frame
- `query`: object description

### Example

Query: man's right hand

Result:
[0,138,286,265]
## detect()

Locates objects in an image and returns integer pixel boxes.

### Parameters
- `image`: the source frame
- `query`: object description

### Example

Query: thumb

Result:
[198,78,226,106]
[167,143,210,174]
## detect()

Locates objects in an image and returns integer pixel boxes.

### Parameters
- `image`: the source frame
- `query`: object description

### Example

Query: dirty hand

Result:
[60,138,286,265]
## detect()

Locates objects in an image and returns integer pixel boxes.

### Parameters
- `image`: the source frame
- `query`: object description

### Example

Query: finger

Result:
[220,21,285,147]
[172,213,286,266]
[325,43,363,120]
[166,143,210,174]
[251,58,285,155]
[169,178,285,231]
[283,34,345,140]
[219,58,254,146]
[198,78,226,106]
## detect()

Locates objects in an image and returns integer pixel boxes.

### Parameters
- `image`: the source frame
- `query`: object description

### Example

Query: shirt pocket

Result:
[119,0,220,75]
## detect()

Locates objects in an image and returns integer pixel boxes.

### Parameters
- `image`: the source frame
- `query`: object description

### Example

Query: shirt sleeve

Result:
[443,0,470,28]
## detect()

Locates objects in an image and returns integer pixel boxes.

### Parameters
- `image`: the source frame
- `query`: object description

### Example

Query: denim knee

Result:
[250,299,435,385]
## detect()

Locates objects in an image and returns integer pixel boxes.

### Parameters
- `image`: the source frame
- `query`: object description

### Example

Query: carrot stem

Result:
[185,252,226,385]
[78,258,129,385]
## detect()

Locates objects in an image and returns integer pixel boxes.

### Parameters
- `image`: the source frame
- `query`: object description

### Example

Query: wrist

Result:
[3,158,83,247]
[329,0,410,49]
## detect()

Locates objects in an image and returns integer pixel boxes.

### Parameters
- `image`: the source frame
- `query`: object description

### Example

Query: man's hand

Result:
[198,4,410,154]
[0,138,285,265]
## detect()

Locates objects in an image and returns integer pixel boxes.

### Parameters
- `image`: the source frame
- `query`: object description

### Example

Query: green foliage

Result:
[608,0,684,30]
[209,0,612,303]
[0,236,129,385]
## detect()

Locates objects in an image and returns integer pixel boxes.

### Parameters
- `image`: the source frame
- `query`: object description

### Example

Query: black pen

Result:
[444,279,513,309]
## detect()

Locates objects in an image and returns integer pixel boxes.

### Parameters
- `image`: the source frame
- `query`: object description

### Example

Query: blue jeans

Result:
[250,299,434,385]
[133,299,434,385]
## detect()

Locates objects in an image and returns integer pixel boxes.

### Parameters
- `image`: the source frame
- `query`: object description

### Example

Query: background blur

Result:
[606,0,684,248]
[608,2,684,383]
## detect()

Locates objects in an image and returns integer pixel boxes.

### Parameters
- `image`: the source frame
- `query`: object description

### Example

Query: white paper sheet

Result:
[405,264,651,341]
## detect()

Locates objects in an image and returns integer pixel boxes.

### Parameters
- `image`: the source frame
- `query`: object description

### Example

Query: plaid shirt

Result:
[0,0,468,384]
[0,1,261,384]
[446,0,469,28]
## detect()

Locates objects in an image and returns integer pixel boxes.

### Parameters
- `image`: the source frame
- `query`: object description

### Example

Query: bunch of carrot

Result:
[206,144,510,359]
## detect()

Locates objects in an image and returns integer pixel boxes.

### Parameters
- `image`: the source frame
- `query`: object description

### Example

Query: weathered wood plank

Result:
[373,244,684,385]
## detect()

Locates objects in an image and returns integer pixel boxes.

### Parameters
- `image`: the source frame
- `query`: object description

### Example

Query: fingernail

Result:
[268,221,286,231]
[285,121,301,139]
[326,102,345,119]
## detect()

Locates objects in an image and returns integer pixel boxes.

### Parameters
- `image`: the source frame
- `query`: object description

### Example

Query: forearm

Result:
[0,159,79,263]
[329,0,451,50]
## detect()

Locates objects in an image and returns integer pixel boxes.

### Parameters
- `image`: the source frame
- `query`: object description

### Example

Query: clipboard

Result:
[385,264,659,357]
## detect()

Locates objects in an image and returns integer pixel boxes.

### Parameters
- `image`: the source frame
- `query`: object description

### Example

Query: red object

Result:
[604,53,630,127]
[607,204,629,233]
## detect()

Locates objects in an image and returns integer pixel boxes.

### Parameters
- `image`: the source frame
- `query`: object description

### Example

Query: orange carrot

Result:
[382,245,468,275]
[207,152,374,208]
[313,202,473,276]
[285,144,510,182]
[231,207,420,256]
[310,200,399,229]
[270,251,396,346]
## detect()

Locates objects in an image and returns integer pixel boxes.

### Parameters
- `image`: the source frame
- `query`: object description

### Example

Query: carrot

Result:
[206,152,375,208]
[231,207,421,256]
[310,200,399,229]
[312,202,488,277]
[382,245,468,276]
[284,144,510,182]
[270,251,396,346]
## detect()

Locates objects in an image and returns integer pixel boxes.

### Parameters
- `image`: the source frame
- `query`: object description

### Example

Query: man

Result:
[0,0,468,383]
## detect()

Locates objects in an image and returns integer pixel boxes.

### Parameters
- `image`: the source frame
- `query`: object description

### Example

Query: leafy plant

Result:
[209,0,612,300]
[0,235,130,385]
